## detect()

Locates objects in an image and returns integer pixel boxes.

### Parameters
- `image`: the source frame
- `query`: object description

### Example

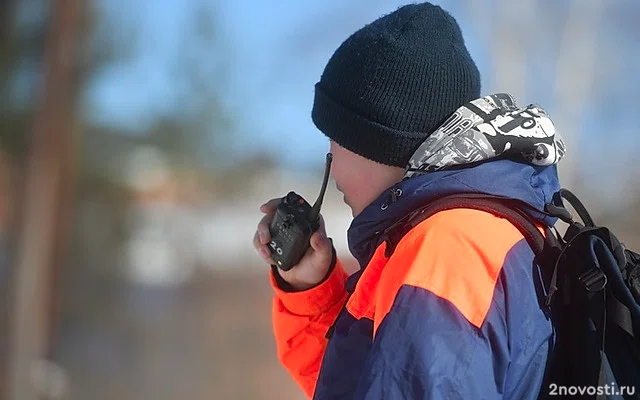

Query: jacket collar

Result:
[346,160,561,269]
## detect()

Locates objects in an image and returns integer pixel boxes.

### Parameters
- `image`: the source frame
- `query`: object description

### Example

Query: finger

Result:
[253,230,270,251]
[259,198,282,214]
[253,230,261,250]
[258,246,275,264]
[253,234,275,263]
[257,216,272,245]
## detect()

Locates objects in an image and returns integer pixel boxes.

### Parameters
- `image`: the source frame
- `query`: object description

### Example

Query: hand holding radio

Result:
[253,153,335,291]
[254,202,332,290]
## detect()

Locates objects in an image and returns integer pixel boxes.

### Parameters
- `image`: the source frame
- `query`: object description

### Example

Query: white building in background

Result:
[125,201,200,286]
[123,146,199,287]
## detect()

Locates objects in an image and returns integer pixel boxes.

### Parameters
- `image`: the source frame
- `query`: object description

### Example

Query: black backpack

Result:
[382,189,640,399]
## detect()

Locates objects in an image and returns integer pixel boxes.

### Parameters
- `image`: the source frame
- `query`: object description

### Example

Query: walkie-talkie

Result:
[268,153,333,271]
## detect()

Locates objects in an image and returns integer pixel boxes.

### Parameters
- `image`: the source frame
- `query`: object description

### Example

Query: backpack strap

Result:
[554,188,595,228]
[383,193,550,258]
[382,193,564,308]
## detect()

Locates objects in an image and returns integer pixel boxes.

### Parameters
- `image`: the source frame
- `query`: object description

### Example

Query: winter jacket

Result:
[270,94,565,399]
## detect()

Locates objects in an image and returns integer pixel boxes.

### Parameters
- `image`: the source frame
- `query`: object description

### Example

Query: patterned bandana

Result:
[405,93,566,178]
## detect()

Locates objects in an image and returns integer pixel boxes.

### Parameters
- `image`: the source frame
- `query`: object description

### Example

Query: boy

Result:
[253,3,565,398]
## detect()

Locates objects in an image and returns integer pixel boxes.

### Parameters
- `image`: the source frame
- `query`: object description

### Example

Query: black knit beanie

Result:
[312,2,481,168]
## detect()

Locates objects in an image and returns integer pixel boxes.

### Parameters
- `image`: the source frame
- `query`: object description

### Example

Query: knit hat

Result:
[311,3,481,168]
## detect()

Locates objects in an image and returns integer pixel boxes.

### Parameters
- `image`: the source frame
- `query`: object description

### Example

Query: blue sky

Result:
[83,0,487,167]
[83,0,640,191]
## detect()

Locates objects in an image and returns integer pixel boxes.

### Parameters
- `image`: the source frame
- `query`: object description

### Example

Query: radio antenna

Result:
[309,153,333,222]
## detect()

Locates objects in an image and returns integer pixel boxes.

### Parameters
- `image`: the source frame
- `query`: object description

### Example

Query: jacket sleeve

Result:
[352,208,546,399]
[270,254,349,398]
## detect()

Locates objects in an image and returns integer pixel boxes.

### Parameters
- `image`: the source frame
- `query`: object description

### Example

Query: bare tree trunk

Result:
[0,1,18,396]
[0,0,14,40]
[7,0,82,398]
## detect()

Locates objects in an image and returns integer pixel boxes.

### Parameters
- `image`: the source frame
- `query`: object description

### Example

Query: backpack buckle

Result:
[579,267,608,292]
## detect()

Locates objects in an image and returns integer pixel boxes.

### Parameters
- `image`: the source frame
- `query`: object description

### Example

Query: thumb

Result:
[310,231,331,254]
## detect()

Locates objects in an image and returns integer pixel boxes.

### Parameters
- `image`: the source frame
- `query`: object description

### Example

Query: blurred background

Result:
[0,0,639,399]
